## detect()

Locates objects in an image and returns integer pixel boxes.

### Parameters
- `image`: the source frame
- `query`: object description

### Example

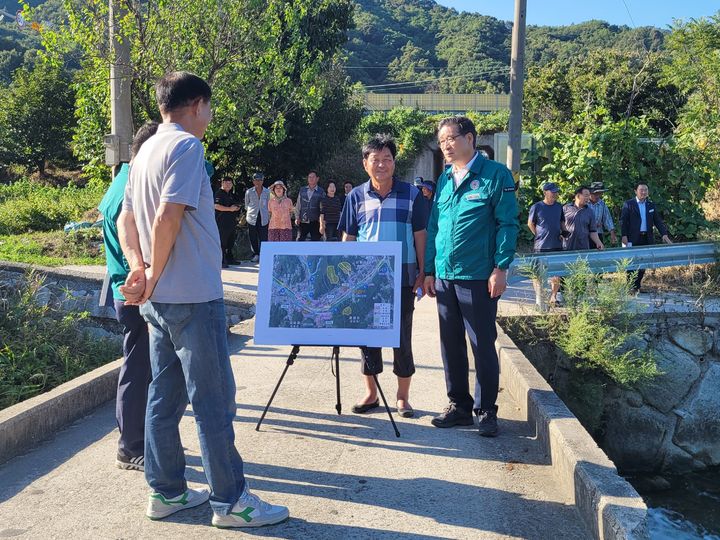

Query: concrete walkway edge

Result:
[0,359,122,465]
[496,325,649,540]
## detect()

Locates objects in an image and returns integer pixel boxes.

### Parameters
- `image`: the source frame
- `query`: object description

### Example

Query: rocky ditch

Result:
[501,312,720,475]
[0,267,253,345]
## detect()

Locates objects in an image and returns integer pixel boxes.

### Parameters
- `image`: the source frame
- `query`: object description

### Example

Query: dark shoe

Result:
[431,403,473,428]
[477,407,499,437]
[222,263,229,269]
[397,401,414,418]
[351,399,379,414]
[116,453,144,472]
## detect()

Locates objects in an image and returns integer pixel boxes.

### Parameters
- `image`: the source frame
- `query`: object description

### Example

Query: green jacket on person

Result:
[424,154,519,280]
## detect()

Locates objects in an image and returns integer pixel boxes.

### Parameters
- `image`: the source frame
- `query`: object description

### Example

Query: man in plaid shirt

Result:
[338,134,428,419]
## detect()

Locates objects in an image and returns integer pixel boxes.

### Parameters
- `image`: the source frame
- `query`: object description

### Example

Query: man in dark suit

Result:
[620,182,672,292]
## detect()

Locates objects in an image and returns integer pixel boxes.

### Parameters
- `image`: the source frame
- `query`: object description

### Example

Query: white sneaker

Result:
[146,488,210,520]
[212,486,289,528]
[251,255,260,263]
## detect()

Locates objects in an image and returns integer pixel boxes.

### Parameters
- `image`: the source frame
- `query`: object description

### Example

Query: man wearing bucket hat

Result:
[588,181,617,246]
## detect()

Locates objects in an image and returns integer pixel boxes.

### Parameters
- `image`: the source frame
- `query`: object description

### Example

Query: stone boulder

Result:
[674,363,720,466]
[637,340,701,413]
[669,324,712,356]
[602,403,674,472]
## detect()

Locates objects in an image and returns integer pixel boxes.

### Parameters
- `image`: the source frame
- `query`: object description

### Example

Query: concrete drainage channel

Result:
[496,327,649,539]
[0,262,648,539]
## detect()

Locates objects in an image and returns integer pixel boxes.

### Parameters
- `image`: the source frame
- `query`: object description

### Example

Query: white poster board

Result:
[254,241,403,347]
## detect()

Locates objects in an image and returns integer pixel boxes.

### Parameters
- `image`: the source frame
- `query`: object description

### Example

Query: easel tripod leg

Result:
[255,345,300,431]
[372,374,401,438]
[333,346,341,415]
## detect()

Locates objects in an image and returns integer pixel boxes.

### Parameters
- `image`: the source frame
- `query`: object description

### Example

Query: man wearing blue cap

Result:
[413,176,436,227]
[528,182,564,305]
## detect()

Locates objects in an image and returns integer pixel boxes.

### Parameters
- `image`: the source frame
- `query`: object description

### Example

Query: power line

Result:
[620,0,637,28]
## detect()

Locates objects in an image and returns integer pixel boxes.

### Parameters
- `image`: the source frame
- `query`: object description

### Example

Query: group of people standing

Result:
[213,170,354,266]
[528,180,671,304]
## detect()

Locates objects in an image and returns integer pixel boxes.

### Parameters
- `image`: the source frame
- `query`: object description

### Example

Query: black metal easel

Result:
[255,345,401,437]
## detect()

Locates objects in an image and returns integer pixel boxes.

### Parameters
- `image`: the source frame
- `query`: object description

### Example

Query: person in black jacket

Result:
[620,182,672,292]
[214,177,241,267]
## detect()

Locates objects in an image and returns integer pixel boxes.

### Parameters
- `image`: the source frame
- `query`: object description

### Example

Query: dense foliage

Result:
[0,271,120,409]
[0,62,75,174]
[0,179,103,235]
[37,0,358,183]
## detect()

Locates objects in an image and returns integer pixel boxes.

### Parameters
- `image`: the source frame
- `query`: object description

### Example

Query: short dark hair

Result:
[308,170,319,178]
[575,186,590,196]
[635,181,648,190]
[155,71,211,113]
[362,133,397,160]
[221,177,233,183]
[130,121,159,160]
[326,180,337,189]
[437,115,477,147]
[344,181,353,187]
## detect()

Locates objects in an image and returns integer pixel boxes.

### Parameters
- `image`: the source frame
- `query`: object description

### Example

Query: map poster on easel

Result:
[254,241,403,347]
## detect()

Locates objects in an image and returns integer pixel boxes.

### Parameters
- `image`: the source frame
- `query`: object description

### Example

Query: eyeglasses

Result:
[438,133,464,147]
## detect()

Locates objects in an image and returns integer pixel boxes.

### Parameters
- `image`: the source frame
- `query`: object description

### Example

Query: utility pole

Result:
[105,0,133,175]
[507,0,527,184]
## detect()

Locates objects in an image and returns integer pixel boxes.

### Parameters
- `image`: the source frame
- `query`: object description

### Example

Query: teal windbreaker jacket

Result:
[424,154,519,280]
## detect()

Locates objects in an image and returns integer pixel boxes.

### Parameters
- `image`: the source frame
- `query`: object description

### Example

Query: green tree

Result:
[0,62,75,175]
[663,13,720,179]
[41,0,357,181]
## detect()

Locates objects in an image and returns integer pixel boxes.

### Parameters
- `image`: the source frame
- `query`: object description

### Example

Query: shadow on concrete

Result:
[222,403,547,465]
[0,403,116,504]
[171,463,579,539]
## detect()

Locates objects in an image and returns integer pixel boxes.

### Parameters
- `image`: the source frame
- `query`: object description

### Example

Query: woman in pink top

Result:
[267,180,294,241]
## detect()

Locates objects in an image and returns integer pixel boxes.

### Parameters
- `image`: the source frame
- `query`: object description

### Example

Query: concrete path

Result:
[0,263,588,539]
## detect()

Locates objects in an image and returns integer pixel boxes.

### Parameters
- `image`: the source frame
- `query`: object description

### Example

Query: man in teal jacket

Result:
[424,116,518,437]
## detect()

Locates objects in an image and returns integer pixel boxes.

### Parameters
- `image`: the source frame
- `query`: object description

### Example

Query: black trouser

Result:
[248,219,268,256]
[297,220,321,241]
[325,223,339,241]
[627,232,649,290]
[435,278,499,412]
[360,287,416,378]
[114,300,152,459]
[217,222,236,263]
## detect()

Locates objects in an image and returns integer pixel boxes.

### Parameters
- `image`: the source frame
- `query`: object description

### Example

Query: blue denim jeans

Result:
[140,299,245,516]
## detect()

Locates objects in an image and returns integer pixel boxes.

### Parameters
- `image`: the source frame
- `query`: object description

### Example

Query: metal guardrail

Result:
[507,241,720,308]
[364,93,510,113]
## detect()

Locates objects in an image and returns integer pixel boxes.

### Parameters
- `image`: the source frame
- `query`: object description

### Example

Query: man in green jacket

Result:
[424,116,518,437]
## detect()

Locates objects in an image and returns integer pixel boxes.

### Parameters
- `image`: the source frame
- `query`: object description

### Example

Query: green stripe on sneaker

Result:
[230,507,255,523]
[150,492,189,506]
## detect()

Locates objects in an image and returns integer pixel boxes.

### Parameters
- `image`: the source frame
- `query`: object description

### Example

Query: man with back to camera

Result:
[528,182,564,306]
[99,120,158,473]
[117,71,288,528]
[620,182,672,292]
[563,186,604,252]
[338,134,428,419]
[424,115,518,437]
[295,170,325,241]
[245,172,269,263]
[214,177,241,268]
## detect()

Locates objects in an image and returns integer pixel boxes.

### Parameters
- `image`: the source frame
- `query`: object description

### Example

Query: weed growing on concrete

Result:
[0,271,120,409]
[539,259,660,386]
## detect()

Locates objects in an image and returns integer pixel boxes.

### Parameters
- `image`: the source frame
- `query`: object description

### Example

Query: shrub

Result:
[0,179,104,235]
[0,271,121,409]
[537,259,660,385]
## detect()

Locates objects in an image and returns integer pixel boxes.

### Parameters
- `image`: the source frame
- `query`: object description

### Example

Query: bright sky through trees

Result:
[437,0,719,28]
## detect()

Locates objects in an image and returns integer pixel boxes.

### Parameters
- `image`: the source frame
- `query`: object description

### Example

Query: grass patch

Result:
[0,271,121,410]
[0,229,105,266]
[0,179,105,235]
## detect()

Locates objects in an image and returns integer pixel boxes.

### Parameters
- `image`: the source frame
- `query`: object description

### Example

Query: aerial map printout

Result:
[254,242,402,347]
